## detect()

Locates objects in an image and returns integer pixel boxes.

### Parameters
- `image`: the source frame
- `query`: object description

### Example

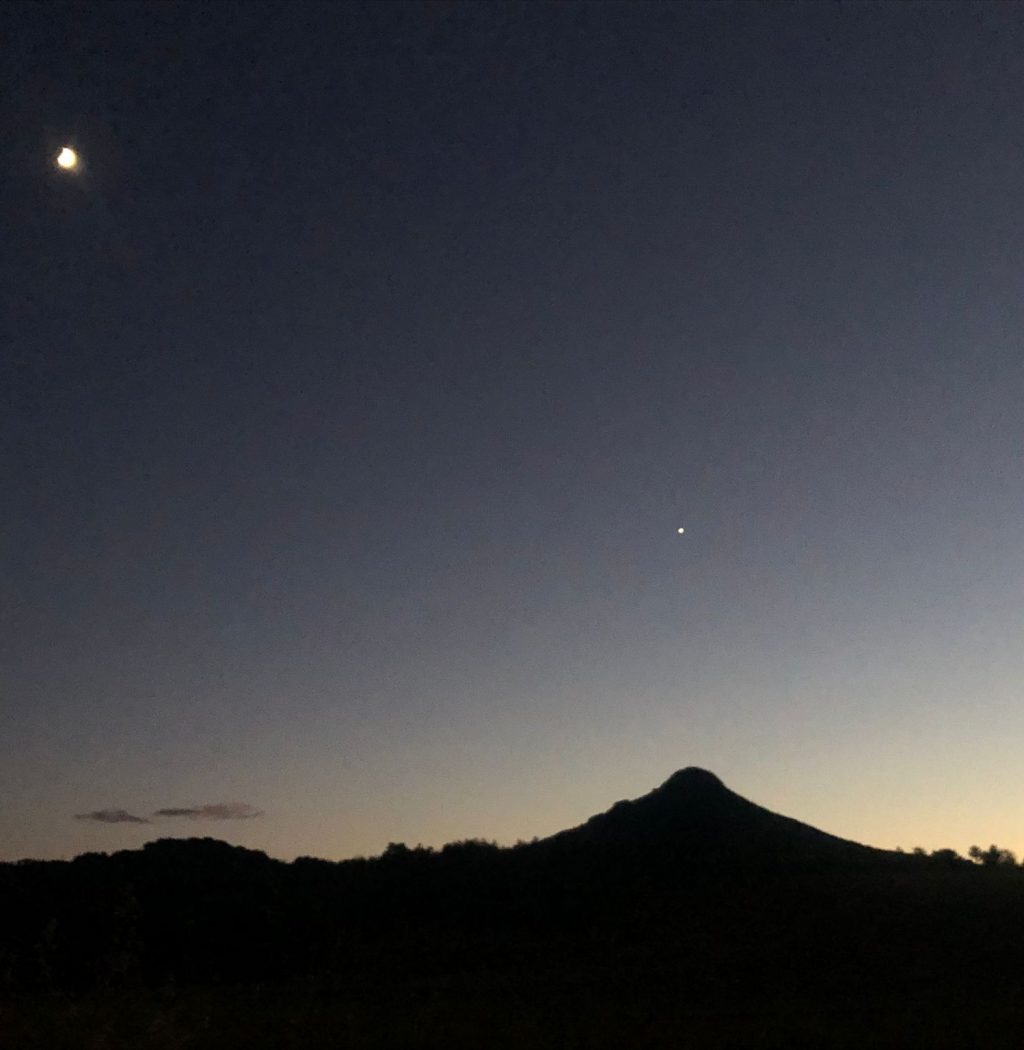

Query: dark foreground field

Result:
[4,771,1024,1048]
[6,983,1024,1050]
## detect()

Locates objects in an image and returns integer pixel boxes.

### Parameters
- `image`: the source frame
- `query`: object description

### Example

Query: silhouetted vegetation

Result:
[969,844,1019,867]
[3,769,1024,1048]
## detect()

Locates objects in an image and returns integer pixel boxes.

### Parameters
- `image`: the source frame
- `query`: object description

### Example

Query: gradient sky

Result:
[3,2,1023,862]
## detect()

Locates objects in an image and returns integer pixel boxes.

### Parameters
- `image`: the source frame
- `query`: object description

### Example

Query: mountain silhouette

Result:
[547,767,889,864]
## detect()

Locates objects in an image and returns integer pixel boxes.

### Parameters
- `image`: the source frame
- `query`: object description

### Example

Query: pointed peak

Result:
[657,767,727,794]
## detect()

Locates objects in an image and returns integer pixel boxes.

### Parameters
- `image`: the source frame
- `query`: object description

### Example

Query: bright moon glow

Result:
[677,527,685,534]
[56,147,78,170]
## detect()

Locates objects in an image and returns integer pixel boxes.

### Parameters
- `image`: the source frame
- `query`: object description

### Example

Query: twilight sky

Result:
[2,2,1023,862]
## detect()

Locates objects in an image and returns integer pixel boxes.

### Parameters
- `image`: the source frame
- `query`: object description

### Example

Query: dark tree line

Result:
[3,828,1024,1002]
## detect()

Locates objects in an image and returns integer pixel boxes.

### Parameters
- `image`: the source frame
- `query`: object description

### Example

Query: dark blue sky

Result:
[3,2,1023,860]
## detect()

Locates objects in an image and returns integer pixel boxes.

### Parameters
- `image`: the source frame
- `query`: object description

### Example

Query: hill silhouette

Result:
[3,769,1024,1048]
[547,767,888,864]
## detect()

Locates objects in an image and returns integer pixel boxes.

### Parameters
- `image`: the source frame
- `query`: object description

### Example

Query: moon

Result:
[677,527,685,534]
[56,146,79,171]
